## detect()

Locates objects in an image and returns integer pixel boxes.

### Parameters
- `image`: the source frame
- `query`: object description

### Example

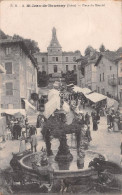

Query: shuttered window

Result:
[5,62,12,74]
[6,82,13,95]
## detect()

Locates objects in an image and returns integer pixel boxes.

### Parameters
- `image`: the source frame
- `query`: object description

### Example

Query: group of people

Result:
[107,108,120,132]
[19,125,38,153]
[8,117,24,140]
[7,115,38,153]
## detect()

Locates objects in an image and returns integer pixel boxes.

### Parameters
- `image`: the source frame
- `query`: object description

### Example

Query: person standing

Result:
[109,113,113,128]
[82,101,85,109]
[107,112,110,126]
[17,122,22,138]
[85,112,90,126]
[30,131,38,152]
[113,115,119,132]
[19,134,26,152]
[93,113,98,131]
[25,116,29,137]
[86,126,92,142]
[36,115,41,128]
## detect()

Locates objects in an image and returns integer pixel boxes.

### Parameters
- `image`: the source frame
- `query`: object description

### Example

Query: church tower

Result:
[47,27,62,75]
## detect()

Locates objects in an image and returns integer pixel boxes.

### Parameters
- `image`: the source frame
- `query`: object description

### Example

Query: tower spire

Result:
[48,27,61,48]
[52,27,56,39]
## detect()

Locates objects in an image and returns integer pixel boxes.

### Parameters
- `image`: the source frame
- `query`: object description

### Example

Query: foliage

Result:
[31,93,39,101]
[0,30,11,39]
[13,34,40,54]
[38,71,49,87]
[84,46,94,56]
[99,44,106,52]
[65,71,77,85]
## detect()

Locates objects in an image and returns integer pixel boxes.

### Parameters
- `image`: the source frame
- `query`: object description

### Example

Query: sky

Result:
[0,1,122,55]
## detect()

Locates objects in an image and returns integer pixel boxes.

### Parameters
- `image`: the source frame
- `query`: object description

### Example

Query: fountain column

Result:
[55,133,73,162]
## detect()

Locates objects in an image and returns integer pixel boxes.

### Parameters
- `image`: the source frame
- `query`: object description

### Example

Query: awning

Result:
[73,86,82,93]
[23,99,36,110]
[43,94,60,119]
[81,88,91,95]
[73,86,91,95]
[48,89,60,100]
[86,92,107,103]
[0,109,26,116]
[107,97,119,110]
[67,83,74,87]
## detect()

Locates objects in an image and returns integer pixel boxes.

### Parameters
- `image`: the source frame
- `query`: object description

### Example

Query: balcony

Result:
[108,77,117,86]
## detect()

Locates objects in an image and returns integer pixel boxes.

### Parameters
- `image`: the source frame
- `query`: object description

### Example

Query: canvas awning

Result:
[73,86,91,95]
[23,99,36,110]
[0,109,26,116]
[86,92,107,103]
[81,88,91,95]
[107,97,119,110]
[43,94,60,119]
[67,83,74,87]
[48,89,60,100]
[73,86,82,93]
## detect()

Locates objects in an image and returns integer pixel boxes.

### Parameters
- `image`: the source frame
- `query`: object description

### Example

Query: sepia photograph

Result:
[0,0,122,194]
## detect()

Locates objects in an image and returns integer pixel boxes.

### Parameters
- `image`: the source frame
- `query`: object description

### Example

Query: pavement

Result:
[0,105,121,170]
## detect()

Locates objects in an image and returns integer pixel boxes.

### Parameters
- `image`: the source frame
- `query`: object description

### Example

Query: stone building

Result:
[95,52,122,100]
[34,27,81,76]
[77,52,98,91]
[0,64,6,108]
[0,39,38,109]
[114,57,122,101]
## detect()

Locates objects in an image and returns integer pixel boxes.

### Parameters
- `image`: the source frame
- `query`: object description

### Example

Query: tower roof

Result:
[48,27,61,48]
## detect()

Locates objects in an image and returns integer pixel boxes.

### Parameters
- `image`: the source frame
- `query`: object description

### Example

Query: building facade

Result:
[0,64,6,108]
[0,39,38,109]
[95,53,120,99]
[34,28,81,75]
[115,58,122,101]
[77,53,97,91]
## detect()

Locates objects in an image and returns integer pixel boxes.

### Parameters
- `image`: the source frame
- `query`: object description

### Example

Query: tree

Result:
[84,46,94,56]
[13,34,40,54]
[38,71,49,87]
[0,30,11,39]
[99,44,106,52]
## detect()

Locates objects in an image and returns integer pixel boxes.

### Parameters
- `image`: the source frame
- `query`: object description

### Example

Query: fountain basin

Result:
[19,150,102,181]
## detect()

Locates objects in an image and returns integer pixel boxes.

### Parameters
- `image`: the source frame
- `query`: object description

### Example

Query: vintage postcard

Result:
[0,0,122,194]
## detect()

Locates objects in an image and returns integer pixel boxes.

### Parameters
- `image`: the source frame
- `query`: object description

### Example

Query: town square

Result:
[0,1,122,194]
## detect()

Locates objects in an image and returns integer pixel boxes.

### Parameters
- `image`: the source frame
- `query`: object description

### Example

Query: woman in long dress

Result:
[113,116,119,132]
[19,135,26,152]
[93,113,98,131]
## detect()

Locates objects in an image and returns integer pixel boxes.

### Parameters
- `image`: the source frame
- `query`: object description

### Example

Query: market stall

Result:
[0,109,26,116]
[85,93,107,104]
[72,86,91,95]
[107,97,119,111]
[48,89,60,100]
[43,94,60,119]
